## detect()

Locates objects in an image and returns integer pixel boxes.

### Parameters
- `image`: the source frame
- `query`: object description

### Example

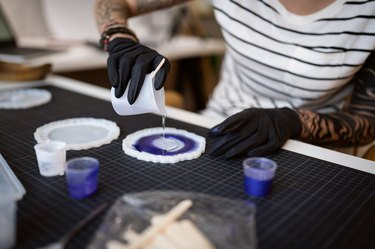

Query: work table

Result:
[0,75,374,249]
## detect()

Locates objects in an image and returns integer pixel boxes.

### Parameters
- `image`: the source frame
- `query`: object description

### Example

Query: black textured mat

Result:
[0,85,374,249]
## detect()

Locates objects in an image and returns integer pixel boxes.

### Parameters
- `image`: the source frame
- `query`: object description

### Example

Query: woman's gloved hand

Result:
[207,108,301,159]
[107,37,170,104]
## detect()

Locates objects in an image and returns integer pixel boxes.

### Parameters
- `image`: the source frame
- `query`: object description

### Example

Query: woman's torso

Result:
[204,0,375,118]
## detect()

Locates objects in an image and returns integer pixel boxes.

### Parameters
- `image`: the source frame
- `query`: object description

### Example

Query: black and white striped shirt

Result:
[203,0,375,119]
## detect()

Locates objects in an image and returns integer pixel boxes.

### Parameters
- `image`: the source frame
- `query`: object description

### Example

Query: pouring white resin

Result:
[111,59,206,163]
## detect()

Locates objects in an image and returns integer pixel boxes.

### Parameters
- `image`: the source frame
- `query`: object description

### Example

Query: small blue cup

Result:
[243,157,277,197]
[66,157,99,199]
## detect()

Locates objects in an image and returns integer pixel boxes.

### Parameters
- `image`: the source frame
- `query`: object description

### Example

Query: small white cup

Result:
[34,141,66,177]
[111,59,167,116]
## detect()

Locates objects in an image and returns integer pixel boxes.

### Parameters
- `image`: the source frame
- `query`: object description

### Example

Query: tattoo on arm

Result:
[298,109,375,146]
[297,52,375,147]
[95,0,190,32]
[135,0,190,13]
[95,0,129,32]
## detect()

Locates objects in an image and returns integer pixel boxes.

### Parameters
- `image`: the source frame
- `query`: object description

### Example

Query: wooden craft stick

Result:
[107,240,129,249]
[122,199,193,249]
[108,199,216,249]
[161,221,195,249]
[124,227,181,249]
[178,220,216,249]
[146,219,216,249]
[145,234,177,249]
[150,215,164,225]
[123,228,140,243]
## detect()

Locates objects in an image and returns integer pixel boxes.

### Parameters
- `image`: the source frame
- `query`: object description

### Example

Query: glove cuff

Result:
[106,37,139,54]
[279,107,302,138]
[100,27,139,51]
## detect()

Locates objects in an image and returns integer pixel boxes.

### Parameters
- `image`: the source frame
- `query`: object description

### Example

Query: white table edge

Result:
[45,75,375,174]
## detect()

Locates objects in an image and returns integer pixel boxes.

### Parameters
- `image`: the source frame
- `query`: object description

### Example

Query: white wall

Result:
[0,0,183,46]
[0,0,50,38]
[40,0,100,42]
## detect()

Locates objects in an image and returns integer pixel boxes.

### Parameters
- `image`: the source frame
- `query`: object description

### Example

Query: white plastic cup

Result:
[111,59,167,116]
[34,141,66,177]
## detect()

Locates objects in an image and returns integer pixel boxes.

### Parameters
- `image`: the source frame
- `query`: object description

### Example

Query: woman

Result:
[95,0,375,158]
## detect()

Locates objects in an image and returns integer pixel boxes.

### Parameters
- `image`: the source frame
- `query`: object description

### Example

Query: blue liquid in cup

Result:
[244,176,273,197]
[243,157,277,197]
[66,157,99,199]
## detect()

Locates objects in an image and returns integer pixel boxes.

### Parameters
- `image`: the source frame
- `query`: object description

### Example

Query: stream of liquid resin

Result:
[162,115,166,138]
[159,115,177,152]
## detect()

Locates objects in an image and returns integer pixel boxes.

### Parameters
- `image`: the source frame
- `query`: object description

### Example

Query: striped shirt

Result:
[203,0,375,119]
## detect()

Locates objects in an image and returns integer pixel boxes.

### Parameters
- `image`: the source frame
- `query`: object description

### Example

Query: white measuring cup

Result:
[111,58,167,116]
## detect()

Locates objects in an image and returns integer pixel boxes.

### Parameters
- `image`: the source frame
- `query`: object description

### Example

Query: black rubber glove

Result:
[107,37,170,104]
[207,108,301,159]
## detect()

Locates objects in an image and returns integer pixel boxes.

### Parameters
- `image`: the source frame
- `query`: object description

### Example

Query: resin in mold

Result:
[133,133,197,156]
[122,127,206,163]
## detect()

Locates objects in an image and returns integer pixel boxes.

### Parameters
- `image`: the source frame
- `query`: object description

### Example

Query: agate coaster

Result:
[123,127,206,163]
[34,118,120,150]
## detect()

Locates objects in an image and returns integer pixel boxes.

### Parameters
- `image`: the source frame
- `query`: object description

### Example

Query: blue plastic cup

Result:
[66,157,99,199]
[243,157,277,197]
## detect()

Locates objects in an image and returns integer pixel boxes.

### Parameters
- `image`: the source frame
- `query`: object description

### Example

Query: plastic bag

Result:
[88,191,257,249]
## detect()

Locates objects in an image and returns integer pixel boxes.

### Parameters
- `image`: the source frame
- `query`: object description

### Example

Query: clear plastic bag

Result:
[88,191,257,249]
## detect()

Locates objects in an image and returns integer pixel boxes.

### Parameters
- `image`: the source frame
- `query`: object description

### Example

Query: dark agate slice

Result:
[122,127,206,163]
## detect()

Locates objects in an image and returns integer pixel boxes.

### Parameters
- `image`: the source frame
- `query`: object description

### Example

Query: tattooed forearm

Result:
[135,0,190,13]
[95,0,129,32]
[298,52,375,147]
[297,109,375,146]
[95,0,190,32]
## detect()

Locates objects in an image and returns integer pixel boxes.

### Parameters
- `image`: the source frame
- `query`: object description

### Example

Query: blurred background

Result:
[0,0,226,112]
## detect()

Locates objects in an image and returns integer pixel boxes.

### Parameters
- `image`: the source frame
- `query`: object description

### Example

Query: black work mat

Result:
[1,85,375,249]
